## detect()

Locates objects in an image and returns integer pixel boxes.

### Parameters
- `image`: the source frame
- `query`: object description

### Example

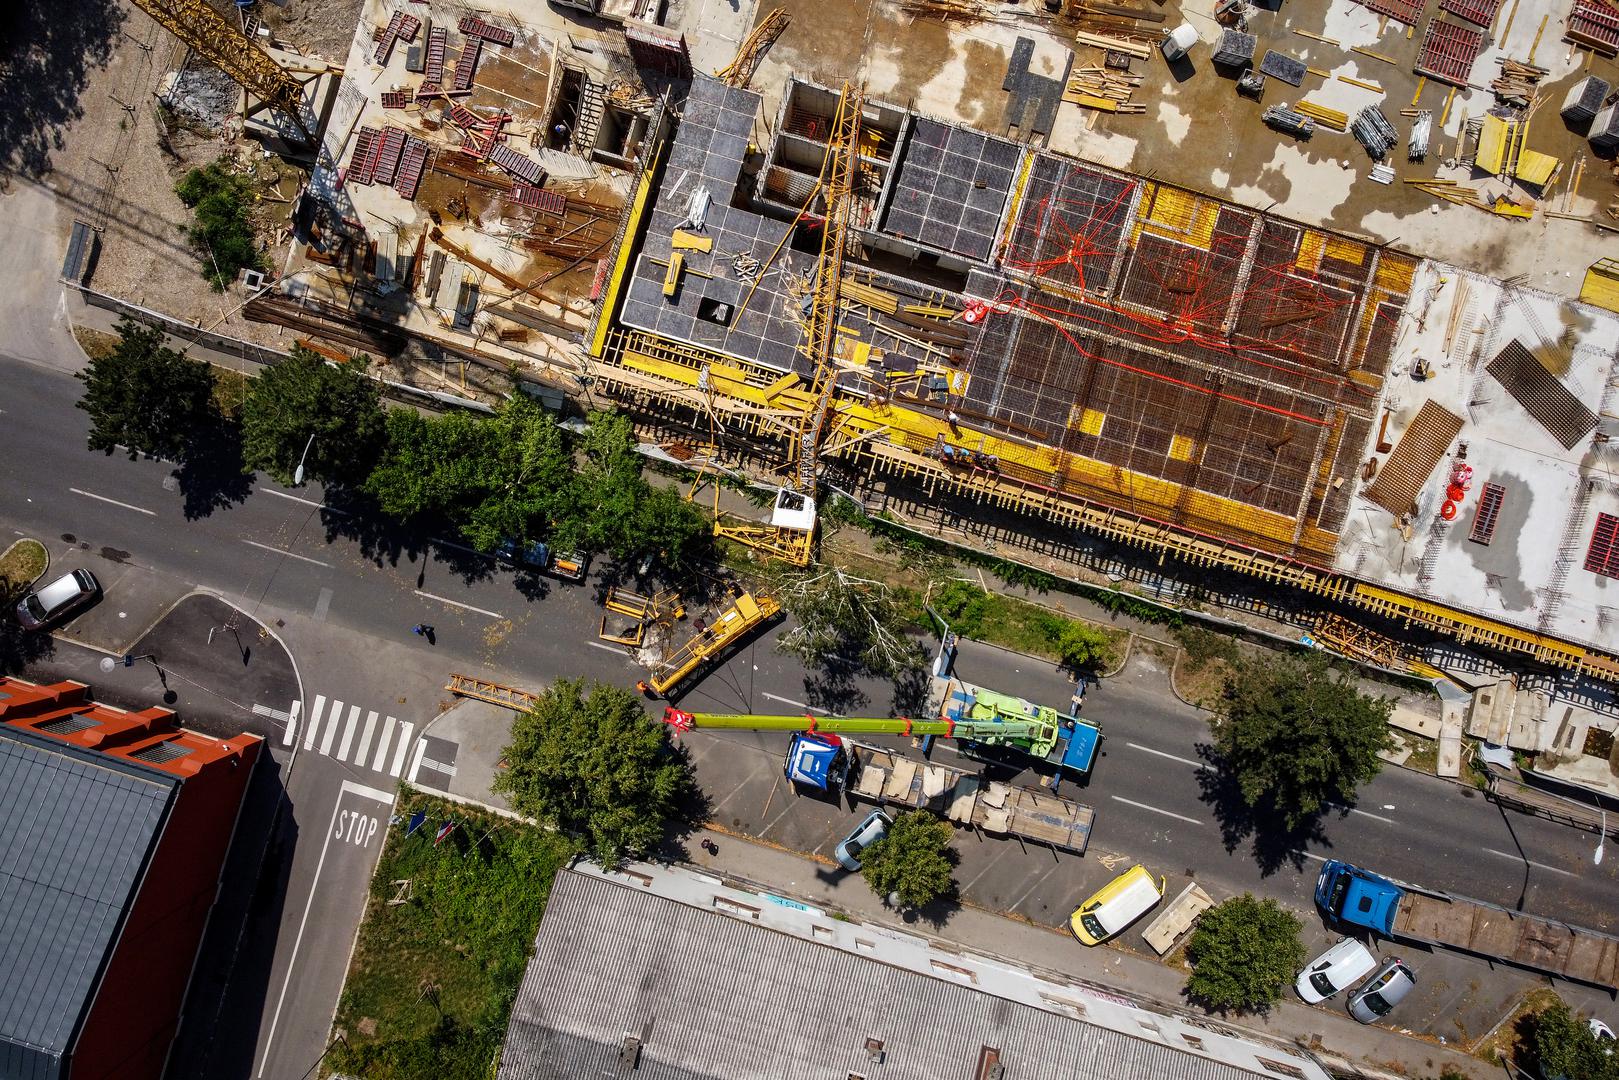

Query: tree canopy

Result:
[1183,894,1306,1013]
[76,318,217,461]
[570,411,709,569]
[175,161,264,291]
[1209,651,1392,831]
[240,346,386,486]
[491,679,699,866]
[366,395,575,551]
[773,567,926,679]
[859,810,957,909]
[1524,1000,1619,1080]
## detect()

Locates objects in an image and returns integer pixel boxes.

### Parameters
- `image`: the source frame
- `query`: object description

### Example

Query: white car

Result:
[835,810,891,871]
[14,569,100,630]
[1295,938,1377,1004]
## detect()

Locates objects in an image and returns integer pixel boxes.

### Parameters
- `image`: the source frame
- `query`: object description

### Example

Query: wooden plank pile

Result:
[1075,29,1153,57]
[1295,100,1349,130]
[1491,58,1544,105]
[1064,65,1146,111]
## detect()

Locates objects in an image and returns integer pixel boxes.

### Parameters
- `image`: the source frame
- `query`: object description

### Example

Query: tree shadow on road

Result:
[0,0,123,180]
[175,415,252,520]
[1194,741,1332,876]
[0,610,55,677]
[803,661,871,715]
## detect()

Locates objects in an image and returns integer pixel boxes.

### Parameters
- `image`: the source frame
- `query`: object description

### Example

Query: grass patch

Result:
[1173,654,1234,709]
[328,793,574,1080]
[0,539,48,597]
[1472,985,1562,1064]
[72,327,121,362]
[924,579,1127,671]
[176,160,266,291]
[1401,732,1439,775]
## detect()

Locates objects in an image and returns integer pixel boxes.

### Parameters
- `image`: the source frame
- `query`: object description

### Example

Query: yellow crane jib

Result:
[647,591,781,696]
[661,709,1052,744]
[715,8,791,89]
[127,0,311,135]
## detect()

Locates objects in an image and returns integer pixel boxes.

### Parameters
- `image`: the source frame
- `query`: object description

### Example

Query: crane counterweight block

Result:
[663,707,695,731]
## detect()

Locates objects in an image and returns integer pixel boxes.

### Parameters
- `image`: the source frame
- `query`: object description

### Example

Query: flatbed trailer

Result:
[1316,859,1619,988]
[844,743,1094,854]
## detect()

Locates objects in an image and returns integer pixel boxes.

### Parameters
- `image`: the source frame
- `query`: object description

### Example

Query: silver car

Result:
[835,809,891,871]
[1347,956,1416,1023]
[15,569,100,630]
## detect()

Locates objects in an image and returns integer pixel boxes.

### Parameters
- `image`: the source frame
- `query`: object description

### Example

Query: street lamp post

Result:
[293,433,316,486]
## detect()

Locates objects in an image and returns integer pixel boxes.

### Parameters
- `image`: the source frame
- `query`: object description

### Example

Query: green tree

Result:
[366,395,574,551]
[1055,620,1117,673]
[1524,1000,1619,1080]
[569,411,710,569]
[773,567,926,678]
[240,346,385,486]
[1209,651,1392,830]
[1183,894,1306,1013]
[492,679,698,866]
[76,318,218,461]
[175,161,264,290]
[859,811,957,909]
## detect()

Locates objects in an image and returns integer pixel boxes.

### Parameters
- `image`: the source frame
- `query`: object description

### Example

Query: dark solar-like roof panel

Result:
[883,118,1019,261]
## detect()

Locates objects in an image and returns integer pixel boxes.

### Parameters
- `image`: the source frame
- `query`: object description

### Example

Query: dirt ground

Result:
[251,0,367,64]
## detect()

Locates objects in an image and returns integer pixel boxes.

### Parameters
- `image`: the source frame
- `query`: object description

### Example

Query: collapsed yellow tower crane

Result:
[715,84,863,565]
[126,0,312,138]
[715,8,791,89]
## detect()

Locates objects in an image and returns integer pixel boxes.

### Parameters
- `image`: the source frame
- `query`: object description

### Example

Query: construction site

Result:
[61,0,1619,692]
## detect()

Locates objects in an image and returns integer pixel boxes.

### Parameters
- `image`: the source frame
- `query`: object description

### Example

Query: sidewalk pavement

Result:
[417,712,1499,1080]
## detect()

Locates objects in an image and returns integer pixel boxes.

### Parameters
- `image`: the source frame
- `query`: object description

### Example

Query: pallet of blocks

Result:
[1065,65,1145,112]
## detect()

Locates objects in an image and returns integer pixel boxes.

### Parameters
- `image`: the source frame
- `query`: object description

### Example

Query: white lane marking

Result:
[371,717,398,772]
[303,695,327,751]
[258,780,393,1078]
[413,589,503,619]
[586,640,628,654]
[336,704,362,762]
[1110,795,1205,826]
[319,699,345,756]
[243,539,331,568]
[354,710,379,765]
[408,739,428,782]
[760,692,829,714]
[281,699,302,746]
[1125,742,1209,771]
[389,722,416,777]
[257,486,328,510]
[1343,806,1395,825]
[313,586,333,622]
[253,703,292,722]
[1481,847,1577,878]
[69,487,155,516]
[1293,850,1329,864]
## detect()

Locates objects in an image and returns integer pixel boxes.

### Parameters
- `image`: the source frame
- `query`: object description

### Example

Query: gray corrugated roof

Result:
[0,727,177,1068]
[500,871,1266,1080]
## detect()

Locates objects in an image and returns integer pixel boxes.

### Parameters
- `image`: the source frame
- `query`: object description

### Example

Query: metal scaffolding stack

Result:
[1352,106,1399,158]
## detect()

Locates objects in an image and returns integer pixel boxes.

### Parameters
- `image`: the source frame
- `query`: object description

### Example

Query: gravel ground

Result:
[46,6,304,348]
[256,0,367,65]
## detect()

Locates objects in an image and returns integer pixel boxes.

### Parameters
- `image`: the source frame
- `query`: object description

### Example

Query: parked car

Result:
[1295,938,1378,1003]
[1068,864,1164,946]
[1347,956,1416,1023]
[14,569,100,630]
[835,809,891,871]
[1590,1017,1616,1044]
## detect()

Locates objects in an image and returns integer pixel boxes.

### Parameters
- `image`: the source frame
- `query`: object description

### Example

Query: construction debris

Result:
[1351,105,1399,159]
[1262,104,1316,138]
[1064,66,1146,111]
[1491,58,1545,106]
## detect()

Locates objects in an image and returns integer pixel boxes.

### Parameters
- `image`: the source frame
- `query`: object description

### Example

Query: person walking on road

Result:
[412,624,436,644]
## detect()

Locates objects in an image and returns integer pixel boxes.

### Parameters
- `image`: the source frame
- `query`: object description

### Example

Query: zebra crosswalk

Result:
[282,694,425,779]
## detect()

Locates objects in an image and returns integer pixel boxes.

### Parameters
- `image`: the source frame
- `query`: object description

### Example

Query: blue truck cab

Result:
[1315,860,1402,936]
[784,732,848,792]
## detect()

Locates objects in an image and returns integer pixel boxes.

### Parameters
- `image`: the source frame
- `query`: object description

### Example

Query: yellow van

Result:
[1068,865,1166,945]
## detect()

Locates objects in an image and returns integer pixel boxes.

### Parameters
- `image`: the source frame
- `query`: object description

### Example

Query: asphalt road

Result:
[5,352,1618,1069]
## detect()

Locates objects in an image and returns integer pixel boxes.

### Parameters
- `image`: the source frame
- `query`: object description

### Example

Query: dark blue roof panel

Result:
[0,727,177,1068]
